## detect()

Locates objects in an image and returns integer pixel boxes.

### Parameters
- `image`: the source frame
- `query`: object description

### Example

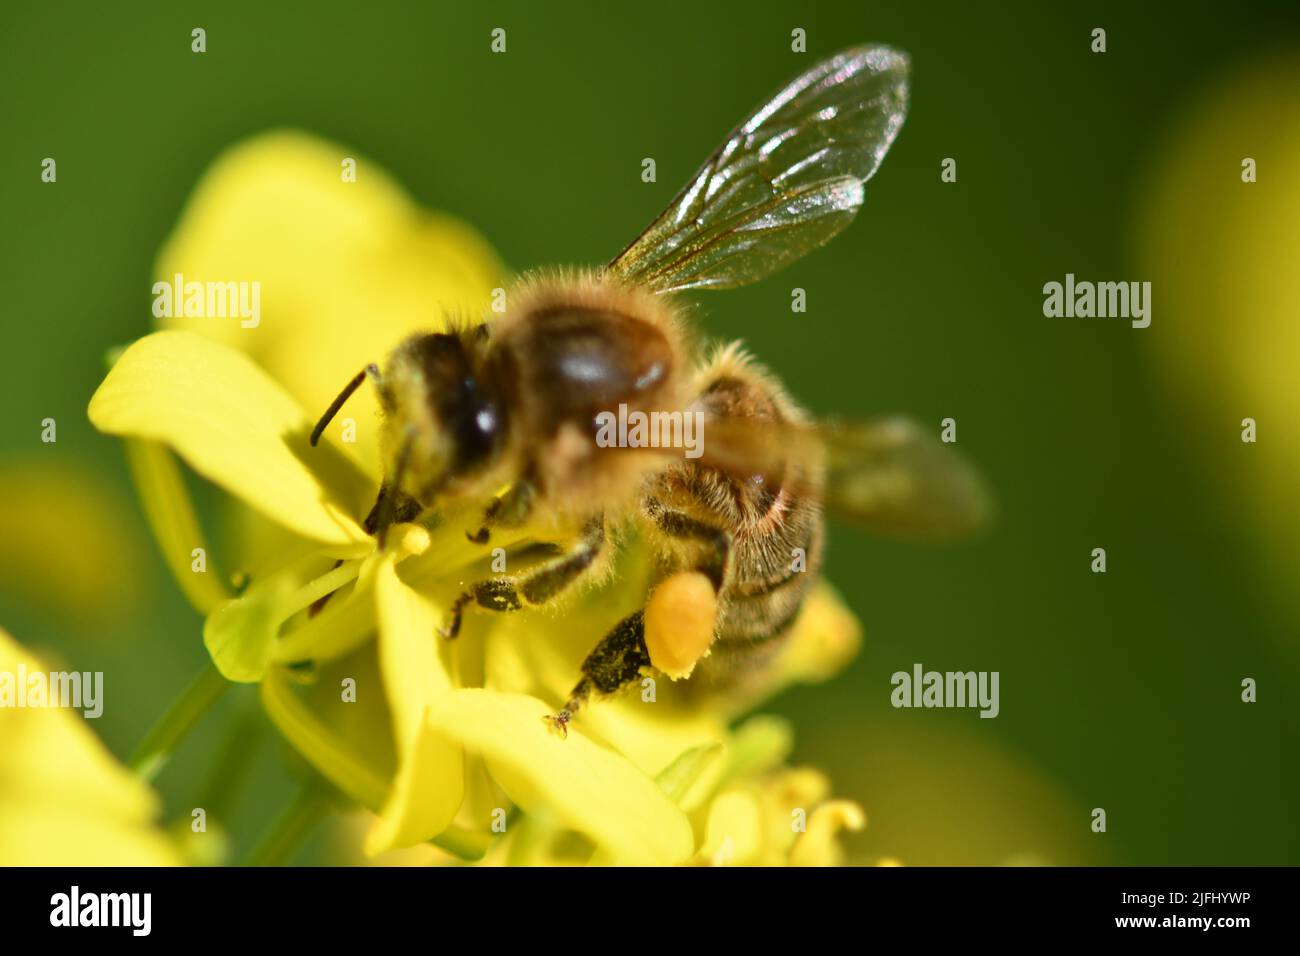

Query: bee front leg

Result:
[465,477,537,545]
[439,515,603,639]
[363,482,423,537]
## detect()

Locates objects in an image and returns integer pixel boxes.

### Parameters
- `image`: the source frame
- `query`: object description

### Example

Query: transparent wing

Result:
[607,45,909,294]
[698,416,990,540]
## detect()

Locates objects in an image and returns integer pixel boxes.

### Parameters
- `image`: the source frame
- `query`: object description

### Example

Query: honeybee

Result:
[309,45,988,735]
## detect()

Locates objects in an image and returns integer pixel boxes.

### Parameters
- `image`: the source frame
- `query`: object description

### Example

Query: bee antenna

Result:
[310,364,380,447]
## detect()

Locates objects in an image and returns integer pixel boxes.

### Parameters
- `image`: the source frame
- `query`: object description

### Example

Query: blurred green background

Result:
[2,0,1298,865]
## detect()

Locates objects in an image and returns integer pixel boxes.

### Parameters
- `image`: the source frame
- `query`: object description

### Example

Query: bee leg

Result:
[545,611,650,737]
[366,426,423,545]
[363,481,423,536]
[466,478,536,545]
[464,501,500,545]
[545,508,730,736]
[643,497,731,589]
[439,516,604,639]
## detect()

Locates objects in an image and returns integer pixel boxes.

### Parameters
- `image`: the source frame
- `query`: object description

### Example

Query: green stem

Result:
[245,783,331,866]
[194,687,263,819]
[129,660,230,782]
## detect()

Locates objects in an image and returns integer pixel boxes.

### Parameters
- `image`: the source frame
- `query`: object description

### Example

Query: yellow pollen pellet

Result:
[644,571,717,680]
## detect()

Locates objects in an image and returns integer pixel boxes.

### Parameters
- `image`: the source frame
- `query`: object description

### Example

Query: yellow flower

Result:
[88,130,866,865]
[0,628,181,865]
[1136,51,1300,617]
[0,458,148,631]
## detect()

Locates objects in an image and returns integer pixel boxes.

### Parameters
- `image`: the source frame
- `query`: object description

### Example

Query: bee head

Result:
[380,329,505,502]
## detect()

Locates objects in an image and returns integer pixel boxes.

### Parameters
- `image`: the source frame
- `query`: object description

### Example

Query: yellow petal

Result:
[260,661,391,811]
[424,689,694,865]
[577,696,729,784]
[696,789,763,866]
[154,129,506,476]
[363,719,464,857]
[375,540,454,758]
[781,581,862,682]
[790,800,866,867]
[332,810,493,866]
[485,608,732,778]
[365,555,464,854]
[716,581,862,718]
[0,807,182,867]
[655,743,725,810]
[719,714,794,786]
[478,540,731,779]
[90,330,373,547]
[0,629,180,865]
[755,766,832,861]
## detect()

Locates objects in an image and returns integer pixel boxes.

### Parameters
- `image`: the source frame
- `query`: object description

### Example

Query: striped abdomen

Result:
[712,473,824,686]
[644,351,825,690]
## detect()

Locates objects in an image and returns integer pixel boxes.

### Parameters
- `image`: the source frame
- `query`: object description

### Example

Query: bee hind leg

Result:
[643,497,731,589]
[546,504,732,736]
[545,611,650,738]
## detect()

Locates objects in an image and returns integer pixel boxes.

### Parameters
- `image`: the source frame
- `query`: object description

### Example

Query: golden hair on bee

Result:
[470,267,699,523]
[691,339,810,427]
[493,267,690,348]
[305,46,989,734]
